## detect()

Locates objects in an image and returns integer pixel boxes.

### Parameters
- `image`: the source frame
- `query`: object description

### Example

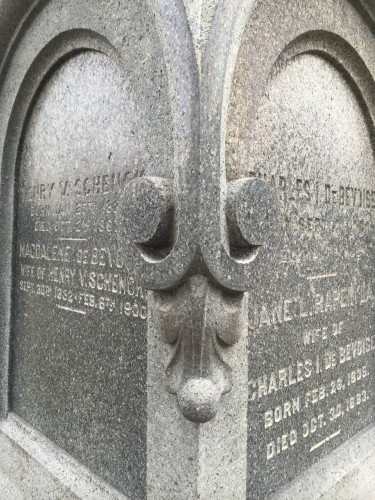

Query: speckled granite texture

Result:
[0,0,375,498]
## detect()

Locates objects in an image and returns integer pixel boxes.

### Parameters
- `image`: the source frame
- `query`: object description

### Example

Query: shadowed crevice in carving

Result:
[120,175,280,422]
[226,177,280,263]
[153,275,244,423]
[120,176,176,262]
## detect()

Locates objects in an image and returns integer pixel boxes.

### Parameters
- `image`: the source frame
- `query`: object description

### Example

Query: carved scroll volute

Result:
[199,0,282,293]
[119,1,281,423]
[118,0,199,291]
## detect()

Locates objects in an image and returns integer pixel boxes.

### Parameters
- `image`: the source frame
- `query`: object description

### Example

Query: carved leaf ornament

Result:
[119,0,281,423]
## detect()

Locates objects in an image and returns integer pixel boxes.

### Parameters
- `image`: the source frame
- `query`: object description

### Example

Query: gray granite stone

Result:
[0,0,375,498]
[219,1,375,496]
[0,413,126,499]
[0,1,175,498]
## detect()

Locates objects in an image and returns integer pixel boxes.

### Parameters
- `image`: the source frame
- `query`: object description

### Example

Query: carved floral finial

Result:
[153,275,244,422]
[120,174,280,423]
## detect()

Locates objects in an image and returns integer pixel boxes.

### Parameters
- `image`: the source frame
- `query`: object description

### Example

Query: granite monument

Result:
[0,0,375,498]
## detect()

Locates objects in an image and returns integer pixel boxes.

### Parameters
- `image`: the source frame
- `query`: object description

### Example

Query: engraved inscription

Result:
[17,173,148,319]
[6,9,175,495]
[226,39,375,497]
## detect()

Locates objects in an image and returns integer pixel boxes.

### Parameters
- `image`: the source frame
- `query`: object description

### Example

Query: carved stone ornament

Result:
[152,276,244,423]
[119,0,281,423]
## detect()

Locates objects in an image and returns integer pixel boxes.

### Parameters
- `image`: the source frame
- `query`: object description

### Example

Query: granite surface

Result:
[223,1,375,496]
[3,1,173,497]
[0,0,374,498]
